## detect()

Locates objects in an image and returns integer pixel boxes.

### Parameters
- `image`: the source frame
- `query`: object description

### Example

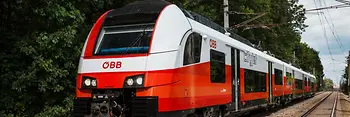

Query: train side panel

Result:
[239,50,269,108]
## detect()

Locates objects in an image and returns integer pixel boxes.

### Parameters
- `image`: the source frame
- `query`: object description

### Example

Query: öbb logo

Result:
[102,61,122,69]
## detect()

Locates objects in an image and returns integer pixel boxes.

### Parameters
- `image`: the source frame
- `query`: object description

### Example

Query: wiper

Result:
[121,26,146,55]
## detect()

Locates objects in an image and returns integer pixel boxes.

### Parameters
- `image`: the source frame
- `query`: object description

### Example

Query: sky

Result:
[298,0,350,85]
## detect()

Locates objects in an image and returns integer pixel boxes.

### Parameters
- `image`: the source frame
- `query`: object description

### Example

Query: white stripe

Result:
[78,57,147,73]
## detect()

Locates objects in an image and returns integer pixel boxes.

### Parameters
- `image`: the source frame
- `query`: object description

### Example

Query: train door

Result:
[231,48,240,111]
[268,61,273,104]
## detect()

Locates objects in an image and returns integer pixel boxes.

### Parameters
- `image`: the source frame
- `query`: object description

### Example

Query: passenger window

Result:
[303,75,307,86]
[244,69,266,93]
[183,33,202,65]
[286,72,292,85]
[295,79,303,89]
[274,69,283,85]
[210,49,226,83]
[308,77,312,86]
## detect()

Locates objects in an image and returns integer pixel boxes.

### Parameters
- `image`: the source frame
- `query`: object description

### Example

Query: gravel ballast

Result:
[265,92,331,117]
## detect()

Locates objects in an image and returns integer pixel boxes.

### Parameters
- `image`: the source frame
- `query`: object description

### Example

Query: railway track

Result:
[300,91,338,117]
[240,91,327,117]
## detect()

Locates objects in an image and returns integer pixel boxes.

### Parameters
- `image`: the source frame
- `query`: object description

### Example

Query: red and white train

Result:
[74,1,317,117]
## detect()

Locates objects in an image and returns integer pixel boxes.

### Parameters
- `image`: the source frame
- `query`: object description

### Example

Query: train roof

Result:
[184,11,315,78]
[108,0,315,78]
[104,0,170,26]
[180,9,258,49]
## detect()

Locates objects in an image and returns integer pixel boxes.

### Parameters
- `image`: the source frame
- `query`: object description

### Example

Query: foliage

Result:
[1,0,82,116]
[0,0,133,116]
[341,52,350,94]
[323,78,334,90]
[0,0,324,116]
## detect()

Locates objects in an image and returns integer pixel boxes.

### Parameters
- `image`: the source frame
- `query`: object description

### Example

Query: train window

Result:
[244,69,266,93]
[308,78,312,86]
[286,72,292,86]
[303,75,307,86]
[295,79,303,89]
[210,49,226,83]
[94,25,154,55]
[183,32,202,65]
[274,69,283,85]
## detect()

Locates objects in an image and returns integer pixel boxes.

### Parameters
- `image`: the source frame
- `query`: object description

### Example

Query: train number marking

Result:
[244,51,257,67]
[209,39,216,49]
[102,61,122,69]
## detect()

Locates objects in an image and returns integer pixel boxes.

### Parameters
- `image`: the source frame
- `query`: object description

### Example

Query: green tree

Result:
[341,51,350,94]
[0,0,85,116]
[323,78,334,90]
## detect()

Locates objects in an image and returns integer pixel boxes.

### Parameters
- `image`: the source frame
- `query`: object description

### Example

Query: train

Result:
[73,0,317,117]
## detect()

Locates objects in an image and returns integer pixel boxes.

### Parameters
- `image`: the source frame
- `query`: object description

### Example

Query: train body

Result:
[74,1,317,117]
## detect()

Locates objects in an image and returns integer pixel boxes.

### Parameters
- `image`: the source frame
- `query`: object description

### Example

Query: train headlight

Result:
[124,74,144,88]
[84,79,91,86]
[82,76,97,88]
[136,77,143,85]
[126,78,134,86]
[91,79,97,87]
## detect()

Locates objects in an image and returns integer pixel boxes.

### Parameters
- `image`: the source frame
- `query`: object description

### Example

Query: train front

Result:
[73,1,192,117]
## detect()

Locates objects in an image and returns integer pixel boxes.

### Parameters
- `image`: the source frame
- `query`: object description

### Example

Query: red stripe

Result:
[294,89,303,94]
[158,95,231,112]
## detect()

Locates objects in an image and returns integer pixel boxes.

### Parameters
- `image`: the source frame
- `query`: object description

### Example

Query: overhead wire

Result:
[305,4,350,12]
[321,0,346,56]
[320,13,346,55]
[332,58,347,64]
[313,0,336,72]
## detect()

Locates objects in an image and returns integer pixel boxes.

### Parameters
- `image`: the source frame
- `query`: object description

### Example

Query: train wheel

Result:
[215,109,223,117]
[203,108,215,117]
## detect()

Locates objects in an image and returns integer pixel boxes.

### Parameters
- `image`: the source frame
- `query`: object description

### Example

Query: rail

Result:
[330,92,338,117]
[300,92,335,117]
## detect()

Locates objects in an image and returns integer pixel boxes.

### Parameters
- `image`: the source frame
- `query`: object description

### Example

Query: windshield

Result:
[94,25,153,55]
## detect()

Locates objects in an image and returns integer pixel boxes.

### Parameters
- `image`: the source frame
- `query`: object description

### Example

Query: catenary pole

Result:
[223,0,229,31]
[347,52,350,97]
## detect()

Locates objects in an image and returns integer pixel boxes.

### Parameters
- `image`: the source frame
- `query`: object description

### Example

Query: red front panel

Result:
[76,62,232,112]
